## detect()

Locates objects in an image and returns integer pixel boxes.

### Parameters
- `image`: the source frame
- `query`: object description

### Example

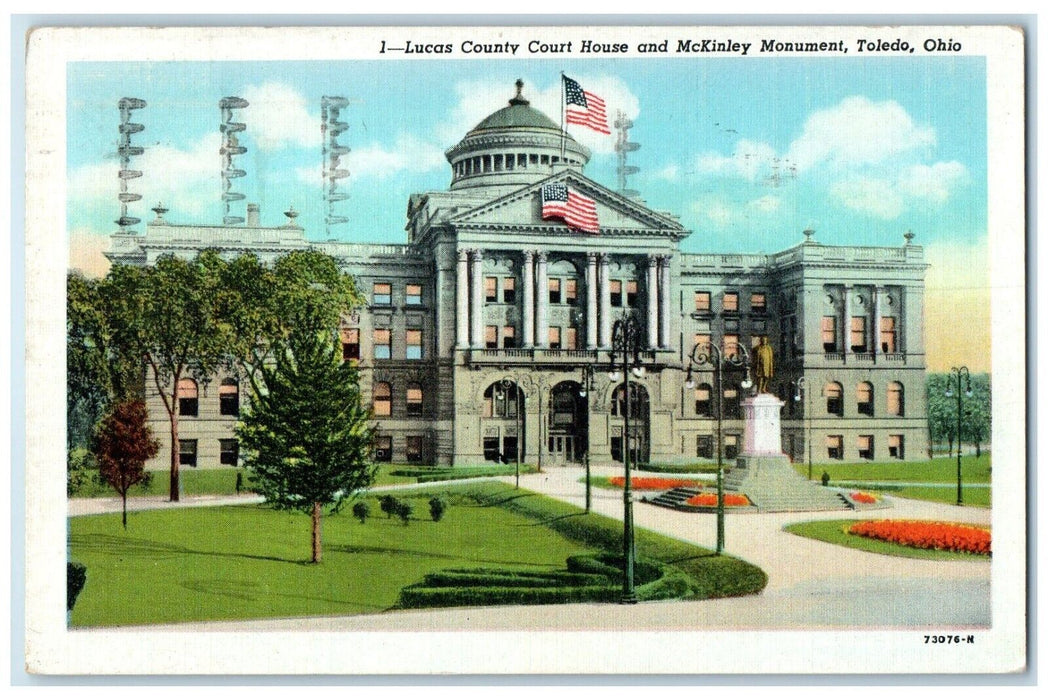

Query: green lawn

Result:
[798,455,992,484]
[69,491,592,627]
[784,519,991,561]
[71,468,248,498]
[890,485,991,507]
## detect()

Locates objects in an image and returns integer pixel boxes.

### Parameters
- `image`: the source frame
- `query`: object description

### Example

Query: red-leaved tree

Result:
[95,400,159,529]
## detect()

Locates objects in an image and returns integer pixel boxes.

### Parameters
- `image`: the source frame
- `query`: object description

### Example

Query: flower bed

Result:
[608,476,703,490]
[850,491,879,504]
[848,520,991,555]
[685,493,751,507]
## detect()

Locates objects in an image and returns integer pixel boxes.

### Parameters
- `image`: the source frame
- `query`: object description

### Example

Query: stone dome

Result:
[445,79,590,192]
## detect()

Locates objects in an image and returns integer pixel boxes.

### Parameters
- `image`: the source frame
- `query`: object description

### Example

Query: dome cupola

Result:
[445,79,590,193]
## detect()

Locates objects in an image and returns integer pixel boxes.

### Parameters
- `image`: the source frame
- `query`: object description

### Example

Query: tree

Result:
[236,310,376,564]
[926,372,992,458]
[926,373,955,457]
[94,400,159,529]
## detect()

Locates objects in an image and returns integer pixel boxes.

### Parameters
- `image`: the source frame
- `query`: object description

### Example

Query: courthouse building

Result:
[107,82,930,470]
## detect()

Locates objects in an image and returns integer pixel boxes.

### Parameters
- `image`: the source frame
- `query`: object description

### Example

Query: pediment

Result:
[447,172,688,237]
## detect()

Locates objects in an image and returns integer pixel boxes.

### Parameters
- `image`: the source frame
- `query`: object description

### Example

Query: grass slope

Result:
[784,519,991,561]
[804,456,992,484]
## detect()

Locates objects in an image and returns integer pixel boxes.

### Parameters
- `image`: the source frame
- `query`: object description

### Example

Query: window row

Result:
[691,332,769,357]
[453,152,582,178]
[342,328,425,361]
[822,316,898,353]
[688,380,906,418]
[373,434,428,464]
[825,434,905,461]
[694,290,766,314]
[484,276,639,307]
[178,438,239,467]
[372,282,424,306]
[372,382,425,417]
[484,325,581,350]
[176,378,239,417]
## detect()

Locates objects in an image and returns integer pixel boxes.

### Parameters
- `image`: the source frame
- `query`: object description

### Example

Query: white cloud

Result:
[240,82,319,152]
[897,161,968,203]
[748,195,781,213]
[690,197,736,228]
[830,177,905,219]
[786,95,936,172]
[653,163,680,181]
[695,139,778,182]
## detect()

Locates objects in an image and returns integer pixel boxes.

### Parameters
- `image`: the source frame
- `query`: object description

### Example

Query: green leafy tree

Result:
[236,310,376,564]
[926,372,992,458]
[94,400,159,529]
[926,373,955,457]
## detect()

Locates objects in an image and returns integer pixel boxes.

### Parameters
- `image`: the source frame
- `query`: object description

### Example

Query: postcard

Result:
[23,23,1026,675]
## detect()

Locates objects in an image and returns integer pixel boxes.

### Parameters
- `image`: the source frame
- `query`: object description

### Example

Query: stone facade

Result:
[108,84,929,471]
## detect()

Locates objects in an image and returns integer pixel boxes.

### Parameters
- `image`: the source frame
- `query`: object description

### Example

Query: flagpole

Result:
[560,72,567,163]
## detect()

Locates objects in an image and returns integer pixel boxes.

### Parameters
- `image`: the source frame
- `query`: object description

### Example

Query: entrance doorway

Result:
[610,382,650,464]
[547,381,587,465]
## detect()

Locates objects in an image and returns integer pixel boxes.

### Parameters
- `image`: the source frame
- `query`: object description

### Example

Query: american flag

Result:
[541,183,599,234]
[563,75,610,135]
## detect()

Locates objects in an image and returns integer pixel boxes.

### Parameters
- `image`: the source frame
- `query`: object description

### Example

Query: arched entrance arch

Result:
[482,380,524,464]
[610,382,650,465]
[547,380,586,464]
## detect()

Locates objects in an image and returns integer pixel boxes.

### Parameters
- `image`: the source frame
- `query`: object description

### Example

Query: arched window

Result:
[857,381,874,416]
[373,382,392,417]
[177,378,198,417]
[612,384,648,419]
[484,382,520,419]
[406,383,423,417]
[887,382,904,416]
[825,382,843,416]
[219,378,239,416]
[694,383,712,416]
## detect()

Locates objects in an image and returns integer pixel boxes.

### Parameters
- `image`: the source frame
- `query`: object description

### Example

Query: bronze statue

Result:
[754,336,774,394]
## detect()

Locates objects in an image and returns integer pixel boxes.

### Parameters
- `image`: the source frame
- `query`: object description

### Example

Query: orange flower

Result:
[848,519,991,555]
[850,492,878,504]
[684,493,750,507]
[608,476,703,490]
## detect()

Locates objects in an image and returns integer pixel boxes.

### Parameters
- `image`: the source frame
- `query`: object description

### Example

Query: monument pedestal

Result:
[724,393,849,512]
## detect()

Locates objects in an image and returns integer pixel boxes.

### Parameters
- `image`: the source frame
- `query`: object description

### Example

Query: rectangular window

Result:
[610,436,623,462]
[483,437,501,462]
[406,283,423,305]
[406,386,423,417]
[693,333,711,351]
[626,280,638,307]
[374,436,392,463]
[610,280,623,307]
[751,292,767,313]
[858,435,874,460]
[406,436,424,464]
[341,328,360,361]
[696,435,714,459]
[219,439,239,466]
[373,329,391,359]
[373,282,392,306]
[502,325,516,349]
[565,327,577,350]
[887,384,903,416]
[548,278,562,304]
[179,439,198,468]
[503,277,516,304]
[485,325,498,349]
[822,316,838,352]
[485,277,498,303]
[723,333,740,358]
[565,279,578,305]
[881,316,897,353]
[694,385,711,416]
[695,291,711,312]
[723,292,739,313]
[723,387,740,418]
[724,434,739,460]
[827,435,843,460]
[857,383,873,416]
[406,329,423,360]
[549,326,562,349]
[888,434,904,459]
[219,387,239,416]
[850,316,867,352]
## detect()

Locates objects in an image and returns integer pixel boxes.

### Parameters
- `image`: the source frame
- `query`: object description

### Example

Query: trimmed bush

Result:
[398,584,620,609]
[67,562,87,612]
[352,501,370,524]
[421,569,610,588]
[379,495,398,519]
[428,496,447,522]
[395,500,413,525]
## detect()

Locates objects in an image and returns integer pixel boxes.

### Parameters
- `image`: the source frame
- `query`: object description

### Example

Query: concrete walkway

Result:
[105,464,992,632]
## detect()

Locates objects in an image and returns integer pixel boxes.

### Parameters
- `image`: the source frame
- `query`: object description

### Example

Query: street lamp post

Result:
[609,314,646,604]
[497,378,522,489]
[684,341,751,554]
[945,366,973,505]
[792,377,813,482]
[579,364,594,512]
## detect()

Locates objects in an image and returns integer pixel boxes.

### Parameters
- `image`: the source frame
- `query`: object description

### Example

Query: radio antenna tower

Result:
[116,97,147,233]
[614,111,641,200]
[321,96,351,236]
[219,96,249,225]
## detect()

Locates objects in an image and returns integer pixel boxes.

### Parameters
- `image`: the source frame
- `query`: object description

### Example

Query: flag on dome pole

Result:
[562,75,611,135]
[541,183,600,234]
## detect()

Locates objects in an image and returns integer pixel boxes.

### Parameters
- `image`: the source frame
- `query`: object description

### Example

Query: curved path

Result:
[105,464,991,632]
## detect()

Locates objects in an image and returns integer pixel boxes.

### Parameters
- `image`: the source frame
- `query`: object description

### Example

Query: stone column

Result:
[646,255,659,348]
[598,253,611,348]
[522,250,535,348]
[436,264,445,356]
[470,249,483,349]
[841,284,852,359]
[456,249,469,348]
[536,251,549,348]
[659,254,672,349]
[586,252,598,349]
[873,285,883,357]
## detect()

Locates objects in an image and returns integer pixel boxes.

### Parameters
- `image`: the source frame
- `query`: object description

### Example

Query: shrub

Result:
[398,584,620,609]
[428,496,447,522]
[395,500,413,525]
[67,562,87,612]
[352,501,370,524]
[379,495,398,518]
[67,448,95,497]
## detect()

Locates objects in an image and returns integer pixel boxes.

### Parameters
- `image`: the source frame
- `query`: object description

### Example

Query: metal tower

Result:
[614,111,641,200]
[115,97,146,233]
[321,95,351,236]
[219,96,249,225]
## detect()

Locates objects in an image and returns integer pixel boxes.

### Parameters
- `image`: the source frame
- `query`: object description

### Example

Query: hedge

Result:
[398,584,621,609]
[422,569,610,588]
